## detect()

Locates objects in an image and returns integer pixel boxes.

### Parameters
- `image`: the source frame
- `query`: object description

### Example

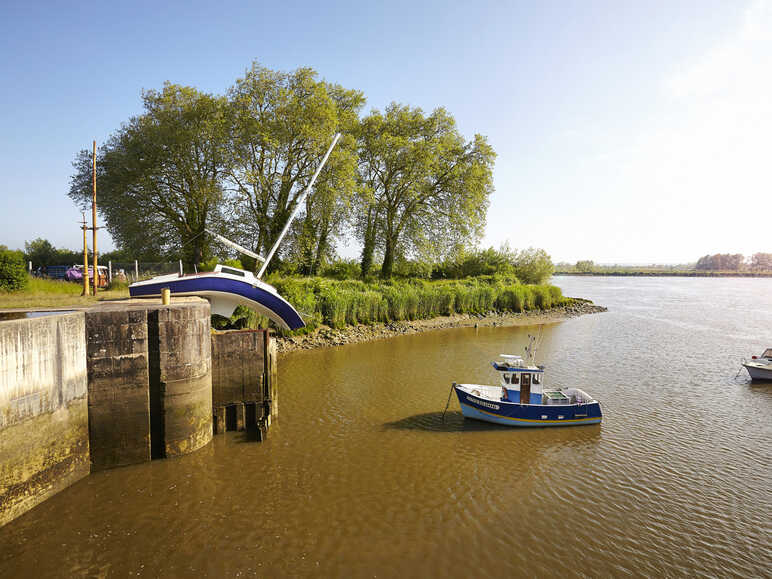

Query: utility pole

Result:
[91,140,99,294]
[80,212,90,296]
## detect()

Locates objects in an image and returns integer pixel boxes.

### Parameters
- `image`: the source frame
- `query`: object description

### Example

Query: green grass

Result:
[0,276,129,309]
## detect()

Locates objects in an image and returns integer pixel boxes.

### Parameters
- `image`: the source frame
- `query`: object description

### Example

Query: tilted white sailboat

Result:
[129,133,341,331]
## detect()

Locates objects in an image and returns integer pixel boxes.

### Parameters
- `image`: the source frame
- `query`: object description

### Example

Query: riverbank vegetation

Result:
[270,275,566,332]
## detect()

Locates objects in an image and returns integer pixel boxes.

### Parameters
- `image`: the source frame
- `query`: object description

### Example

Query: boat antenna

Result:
[205,229,265,263]
[257,133,342,279]
[524,326,544,364]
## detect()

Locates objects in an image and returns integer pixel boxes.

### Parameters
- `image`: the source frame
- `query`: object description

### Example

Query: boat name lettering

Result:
[467,396,499,410]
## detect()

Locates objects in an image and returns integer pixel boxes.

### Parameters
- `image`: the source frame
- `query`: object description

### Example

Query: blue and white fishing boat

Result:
[452,334,602,427]
[129,134,342,331]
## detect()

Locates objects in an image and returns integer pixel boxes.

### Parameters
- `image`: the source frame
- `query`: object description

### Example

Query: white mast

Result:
[257,133,341,279]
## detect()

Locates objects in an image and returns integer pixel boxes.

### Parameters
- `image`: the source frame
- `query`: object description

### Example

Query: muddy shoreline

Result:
[276,299,606,355]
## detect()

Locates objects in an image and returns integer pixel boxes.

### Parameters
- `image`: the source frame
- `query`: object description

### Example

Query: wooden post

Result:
[134,260,139,281]
[91,140,98,294]
[81,212,90,296]
[108,260,112,284]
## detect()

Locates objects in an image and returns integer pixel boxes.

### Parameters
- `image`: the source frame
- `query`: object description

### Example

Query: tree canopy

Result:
[70,83,229,265]
[67,62,511,279]
[355,104,495,278]
[224,64,363,274]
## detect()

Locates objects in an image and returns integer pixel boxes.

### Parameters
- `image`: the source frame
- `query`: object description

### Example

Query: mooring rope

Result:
[441,382,456,423]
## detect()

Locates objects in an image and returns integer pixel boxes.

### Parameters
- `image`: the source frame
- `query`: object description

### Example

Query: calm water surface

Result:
[1,277,770,577]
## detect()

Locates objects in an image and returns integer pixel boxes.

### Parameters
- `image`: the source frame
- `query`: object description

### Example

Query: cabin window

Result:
[503,374,510,384]
[511,374,519,384]
[221,267,246,277]
[533,374,540,384]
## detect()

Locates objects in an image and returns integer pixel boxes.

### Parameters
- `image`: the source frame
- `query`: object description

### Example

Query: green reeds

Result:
[268,276,567,332]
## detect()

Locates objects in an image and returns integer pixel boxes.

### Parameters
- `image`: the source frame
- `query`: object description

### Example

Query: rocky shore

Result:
[276,299,606,355]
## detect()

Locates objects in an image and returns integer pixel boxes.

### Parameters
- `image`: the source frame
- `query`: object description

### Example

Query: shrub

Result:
[0,249,28,291]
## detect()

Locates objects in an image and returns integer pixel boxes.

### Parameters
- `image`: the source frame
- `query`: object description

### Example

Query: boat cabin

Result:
[492,355,545,404]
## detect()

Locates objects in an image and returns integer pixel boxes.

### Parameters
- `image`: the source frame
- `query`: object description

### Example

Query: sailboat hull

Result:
[129,273,304,331]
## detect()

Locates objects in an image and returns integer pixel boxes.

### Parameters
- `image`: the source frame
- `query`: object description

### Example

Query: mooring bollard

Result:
[161,287,170,305]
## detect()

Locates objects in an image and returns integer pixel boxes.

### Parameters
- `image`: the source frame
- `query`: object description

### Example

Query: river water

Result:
[1,277,770,577]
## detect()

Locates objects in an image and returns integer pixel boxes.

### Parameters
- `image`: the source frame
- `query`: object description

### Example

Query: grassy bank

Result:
[0,277,129,309]
[269,276,568,333]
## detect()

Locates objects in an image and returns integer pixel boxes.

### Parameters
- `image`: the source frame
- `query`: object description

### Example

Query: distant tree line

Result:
[556,253,772,273]
[695,253,772,271]
[68,62,498,280]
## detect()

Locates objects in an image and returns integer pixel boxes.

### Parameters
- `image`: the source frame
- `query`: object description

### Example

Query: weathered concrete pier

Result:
[0,298,277,527]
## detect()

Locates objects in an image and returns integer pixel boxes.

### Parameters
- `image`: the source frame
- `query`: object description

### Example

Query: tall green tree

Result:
[24,238,58,267]
[356,104,496,278]
[223,63,364,274]
[69,83,229,266]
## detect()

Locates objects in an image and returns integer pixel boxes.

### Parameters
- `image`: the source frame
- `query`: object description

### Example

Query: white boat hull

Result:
[743,363,772,381]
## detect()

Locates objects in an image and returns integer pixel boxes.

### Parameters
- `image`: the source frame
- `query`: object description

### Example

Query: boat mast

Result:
[257,133,341,279]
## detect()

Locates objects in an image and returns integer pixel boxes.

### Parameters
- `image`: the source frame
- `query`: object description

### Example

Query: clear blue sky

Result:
[1,0,769,264]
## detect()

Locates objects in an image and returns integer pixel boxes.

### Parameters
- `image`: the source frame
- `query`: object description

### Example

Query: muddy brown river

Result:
[1,276,771,577]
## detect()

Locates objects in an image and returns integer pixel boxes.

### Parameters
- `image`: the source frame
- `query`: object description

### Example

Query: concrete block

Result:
[0,312,90,527]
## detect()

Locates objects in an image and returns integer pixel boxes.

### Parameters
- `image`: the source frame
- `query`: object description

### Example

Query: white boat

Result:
[129,265,303,330]
[742,349,772,381]
[129,133,341,330]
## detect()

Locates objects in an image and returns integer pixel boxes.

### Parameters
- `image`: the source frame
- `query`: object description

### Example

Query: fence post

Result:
[108,260,112,284]
[179,259,183,276]
[134,260,139,281]
[28,261,32,274]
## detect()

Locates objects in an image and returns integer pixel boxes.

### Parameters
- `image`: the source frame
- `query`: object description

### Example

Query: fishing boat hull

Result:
[129,273,304,331]
[454,384,602,427]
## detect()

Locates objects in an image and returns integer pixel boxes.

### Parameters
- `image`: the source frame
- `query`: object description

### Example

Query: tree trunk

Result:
[360,207,377,279]
[380,237,395,279]
[311,232,328,276]
[360,228,375,279]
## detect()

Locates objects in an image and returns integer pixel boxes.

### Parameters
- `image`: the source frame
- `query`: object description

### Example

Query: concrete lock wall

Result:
[86,299,213,468]
[211,330,266,407]
[210,329,278,434]
[0,312,90,528]
[85,308,152,470]
[149,302,213,458]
